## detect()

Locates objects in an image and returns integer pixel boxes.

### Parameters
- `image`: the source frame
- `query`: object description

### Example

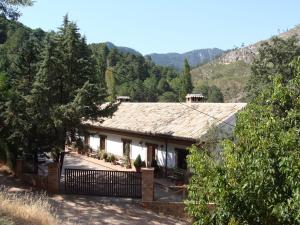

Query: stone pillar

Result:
[47,162,60,194]
[15,159,24,178]
[142,167,154,202]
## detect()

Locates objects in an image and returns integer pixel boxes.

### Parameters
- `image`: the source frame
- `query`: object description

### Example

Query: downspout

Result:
[165,139,168,177]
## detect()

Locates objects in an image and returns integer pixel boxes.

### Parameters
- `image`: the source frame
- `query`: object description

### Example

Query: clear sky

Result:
[19,0,300,55]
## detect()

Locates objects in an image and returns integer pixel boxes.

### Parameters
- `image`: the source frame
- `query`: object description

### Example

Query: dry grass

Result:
[0,188,61,225]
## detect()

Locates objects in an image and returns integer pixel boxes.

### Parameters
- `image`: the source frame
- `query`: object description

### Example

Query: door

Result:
[146,144,157,167]
[99,135,107,151]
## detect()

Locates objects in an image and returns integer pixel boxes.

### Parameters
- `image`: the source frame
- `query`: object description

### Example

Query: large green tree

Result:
[0,0,33,20]
[186,57,300,225]
[246,36,300,100]
[0,16,115,166]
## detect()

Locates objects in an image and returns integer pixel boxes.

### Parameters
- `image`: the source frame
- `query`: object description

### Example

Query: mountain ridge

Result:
[147,48,224,70]
[191,24,300,102]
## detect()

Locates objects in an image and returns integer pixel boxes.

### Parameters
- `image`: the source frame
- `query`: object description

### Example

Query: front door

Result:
[146,144,157,167]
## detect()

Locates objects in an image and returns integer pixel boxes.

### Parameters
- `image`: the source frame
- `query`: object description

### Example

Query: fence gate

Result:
[64,168,142,198]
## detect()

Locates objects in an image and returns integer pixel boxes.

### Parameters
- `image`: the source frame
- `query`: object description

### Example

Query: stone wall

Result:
[15,159,60,193]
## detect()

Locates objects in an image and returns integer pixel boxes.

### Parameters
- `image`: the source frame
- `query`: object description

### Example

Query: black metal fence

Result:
[64,168,142,198]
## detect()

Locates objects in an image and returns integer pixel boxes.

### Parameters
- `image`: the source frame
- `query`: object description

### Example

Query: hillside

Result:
[191,24,300,102]
[147,48,224,70]
[104,42,142,55]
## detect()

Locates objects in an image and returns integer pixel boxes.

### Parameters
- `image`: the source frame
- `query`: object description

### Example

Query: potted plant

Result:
[103,152,108,162]
[110,154,116,165]
[134,154,142,172]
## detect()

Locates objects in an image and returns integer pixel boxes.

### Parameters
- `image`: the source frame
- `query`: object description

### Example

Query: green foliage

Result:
[158,91,178,102]
[191,60,251,102]
[193,83,224,102]
[247,36,300,100]
[133,154,142,168]
[0,15,115,163]
[89,43,182,102]
[0,0,33,20]
[186,58,300,225]
[105,68,116,101]
[103,152,108,161]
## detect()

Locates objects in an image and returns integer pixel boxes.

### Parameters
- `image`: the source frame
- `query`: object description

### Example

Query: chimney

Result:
[185,93,205,103]
[117,96,131,102]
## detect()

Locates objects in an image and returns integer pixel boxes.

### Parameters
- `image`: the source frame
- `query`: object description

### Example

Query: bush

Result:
[133,154,142,168]
[110,154,116,163]
[141,160,146,168]
[103,152,108,161]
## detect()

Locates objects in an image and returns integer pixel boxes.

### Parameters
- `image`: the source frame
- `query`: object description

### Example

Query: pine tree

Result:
[105,68,116,101]
[181,58,193,99]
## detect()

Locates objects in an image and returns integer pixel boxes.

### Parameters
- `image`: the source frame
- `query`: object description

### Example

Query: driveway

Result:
[0,174,189,225]
[51,194,188,225]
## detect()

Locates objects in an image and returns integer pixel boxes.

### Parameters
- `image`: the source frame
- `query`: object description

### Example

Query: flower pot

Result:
[135,167,141,172]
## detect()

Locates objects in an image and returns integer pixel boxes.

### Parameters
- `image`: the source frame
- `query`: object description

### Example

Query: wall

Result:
[86,129,190,168]
[89,134,100,150]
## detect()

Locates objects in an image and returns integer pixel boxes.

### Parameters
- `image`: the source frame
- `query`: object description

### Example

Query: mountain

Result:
[104,42,142,55]
[147,48,224,70]
[191,24,300,102]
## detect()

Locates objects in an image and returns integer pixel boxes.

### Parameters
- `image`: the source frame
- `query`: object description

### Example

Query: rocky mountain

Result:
[219,25,300,64]
[191,24,300,102]
[147,48,224,70]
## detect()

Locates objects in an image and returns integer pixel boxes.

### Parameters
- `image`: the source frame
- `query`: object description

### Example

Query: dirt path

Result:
[0,174,189,225]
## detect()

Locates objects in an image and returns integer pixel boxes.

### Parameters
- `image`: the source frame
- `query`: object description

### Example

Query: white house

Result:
[82,97,246,172]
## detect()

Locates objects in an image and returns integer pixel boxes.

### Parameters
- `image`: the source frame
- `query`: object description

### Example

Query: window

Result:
[176,148,188,170]
[122,139,132,156]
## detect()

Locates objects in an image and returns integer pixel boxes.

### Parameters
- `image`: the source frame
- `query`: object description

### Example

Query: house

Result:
[81,95,246,173]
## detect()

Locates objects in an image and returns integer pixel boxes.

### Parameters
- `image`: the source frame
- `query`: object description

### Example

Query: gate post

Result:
[47,162,60,194]
[141,167,154,202]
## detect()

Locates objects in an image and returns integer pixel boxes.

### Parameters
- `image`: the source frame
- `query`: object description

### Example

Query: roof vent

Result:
[117,96,131,102]
[185,93,205,103]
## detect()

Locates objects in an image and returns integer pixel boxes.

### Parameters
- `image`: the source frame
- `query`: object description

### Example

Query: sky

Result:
[19,0,300,55]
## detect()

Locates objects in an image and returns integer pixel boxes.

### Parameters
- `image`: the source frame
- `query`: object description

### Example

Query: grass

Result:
[0,188,61,225]
[0,215,15,225]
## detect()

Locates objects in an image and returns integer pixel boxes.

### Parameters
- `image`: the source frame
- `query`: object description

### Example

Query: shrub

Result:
[103,152,108,161]
[110,154,116,163]
[133,154,142,168]
[141,160,146,168]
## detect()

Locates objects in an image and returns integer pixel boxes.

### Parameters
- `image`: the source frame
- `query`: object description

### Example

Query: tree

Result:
[157,77,170,94]
[182,58,193,97]
[0,16,116,168]
[186,57,300,225]
[246,36,300,100]
[0,0,33,20]
[158,91,178,102]
[105,67,116,101]
[193,84,224,102]
[143,75,158,102]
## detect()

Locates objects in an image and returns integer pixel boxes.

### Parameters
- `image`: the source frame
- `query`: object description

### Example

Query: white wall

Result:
[87,130,190,168]
[89,134,100,151]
